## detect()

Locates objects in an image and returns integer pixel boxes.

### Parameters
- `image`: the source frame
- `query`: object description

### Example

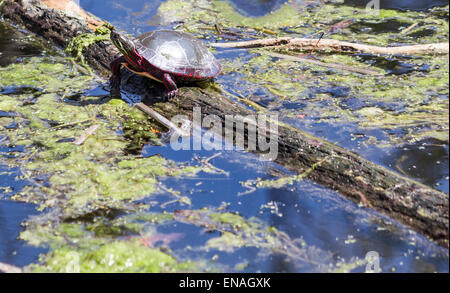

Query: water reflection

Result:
[0,22,46,67]
[80,0,163,33]
[384,139,449,193]
[0,165,47,267]
[227,0,290,17]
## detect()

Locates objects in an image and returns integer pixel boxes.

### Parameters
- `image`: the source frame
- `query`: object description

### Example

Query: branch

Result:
[73,124,100,145]
[213,38,449,55]
[0,262,23,273]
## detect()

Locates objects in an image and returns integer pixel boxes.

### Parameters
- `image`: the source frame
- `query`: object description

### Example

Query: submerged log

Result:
[1,0,448,247]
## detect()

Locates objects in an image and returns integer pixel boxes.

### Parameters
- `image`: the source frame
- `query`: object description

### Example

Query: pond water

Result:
[0,163,47,267]
[0,0,448,272]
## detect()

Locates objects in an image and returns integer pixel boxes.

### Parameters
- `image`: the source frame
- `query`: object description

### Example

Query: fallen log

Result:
[1,0,448,247]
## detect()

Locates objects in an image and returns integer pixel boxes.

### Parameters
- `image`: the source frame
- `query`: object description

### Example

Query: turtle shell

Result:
[134,30,221,79]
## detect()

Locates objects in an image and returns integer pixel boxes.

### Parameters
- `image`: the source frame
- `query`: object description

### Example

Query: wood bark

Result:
[1,0,448,247]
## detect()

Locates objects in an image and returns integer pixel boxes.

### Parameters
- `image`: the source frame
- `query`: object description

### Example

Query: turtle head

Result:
[110,30,135,57]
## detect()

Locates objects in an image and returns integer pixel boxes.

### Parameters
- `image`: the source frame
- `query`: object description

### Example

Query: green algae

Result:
[156,0,448,148]
[0,58,77,91]
[222,49,448,147]
[65,25,111,67]
[209,212,250,230]
[155,0,449,149]
[27,238,182,273]
[0,57,206,215]
[158,0,448,47]
[0,55,216,272]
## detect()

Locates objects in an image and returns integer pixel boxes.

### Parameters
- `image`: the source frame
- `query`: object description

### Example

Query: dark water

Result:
[0,0,449,272]
[383,139,449,191]
[0,22,47,67]
[0,164,47,268]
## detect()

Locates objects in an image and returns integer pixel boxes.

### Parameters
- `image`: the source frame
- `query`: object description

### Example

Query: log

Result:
[1,0,448,247]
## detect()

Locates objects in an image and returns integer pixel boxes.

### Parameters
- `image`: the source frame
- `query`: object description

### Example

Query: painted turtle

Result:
[110,29,221,98]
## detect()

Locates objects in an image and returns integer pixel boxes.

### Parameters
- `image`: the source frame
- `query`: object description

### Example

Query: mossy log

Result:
[1,0,448,247]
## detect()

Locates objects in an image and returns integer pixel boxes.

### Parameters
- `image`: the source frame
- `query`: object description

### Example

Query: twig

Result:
[213,38,449,55]
[194,153,230,176]
[309,32,324,56]
[263,51,383,76]
[204,152,222,164]
[52,119,93,130]
[196,153,221,174]
[160,199,179,209]
[0,262,23,273]
[134,102,190,137]
[19,166,52,192]
[73,124,100,145]
[238,181,257,196]
[400,22,420,35]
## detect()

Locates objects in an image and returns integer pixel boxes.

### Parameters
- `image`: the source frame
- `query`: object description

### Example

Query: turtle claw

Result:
[165,89,178,100]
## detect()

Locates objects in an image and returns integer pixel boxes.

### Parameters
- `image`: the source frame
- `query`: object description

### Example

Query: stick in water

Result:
[0,262,23,273]
[73,124,100,145]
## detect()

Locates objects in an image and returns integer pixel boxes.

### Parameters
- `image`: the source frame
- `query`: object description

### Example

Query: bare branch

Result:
[213,38,449,55]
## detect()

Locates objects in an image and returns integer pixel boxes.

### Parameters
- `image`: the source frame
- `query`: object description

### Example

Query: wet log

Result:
[1,0,448,247]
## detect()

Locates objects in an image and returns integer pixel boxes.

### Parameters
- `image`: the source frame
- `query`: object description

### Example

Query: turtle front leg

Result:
[110,56,127,89]
[162,73,178,99]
